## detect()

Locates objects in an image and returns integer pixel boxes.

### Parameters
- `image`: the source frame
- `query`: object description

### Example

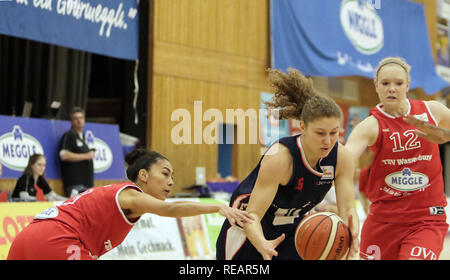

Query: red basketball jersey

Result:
[367,99,447,223]
[358,166,370,196]
[33,182,142,258]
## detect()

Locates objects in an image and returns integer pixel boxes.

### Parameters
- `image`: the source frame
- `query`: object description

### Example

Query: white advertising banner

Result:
[100,213,185,260]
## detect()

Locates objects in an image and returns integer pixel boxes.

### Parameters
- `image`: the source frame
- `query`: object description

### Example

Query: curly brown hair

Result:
[265,68,342,124]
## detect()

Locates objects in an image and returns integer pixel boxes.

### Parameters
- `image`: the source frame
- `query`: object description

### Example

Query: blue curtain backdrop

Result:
[271,0,449,94]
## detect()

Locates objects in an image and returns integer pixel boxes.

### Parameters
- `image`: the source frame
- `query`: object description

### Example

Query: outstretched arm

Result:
[334,144,359,259]
[403,115,450,144]
[119,189,254,227]
[345,116,379,165]
[242,144,292,260]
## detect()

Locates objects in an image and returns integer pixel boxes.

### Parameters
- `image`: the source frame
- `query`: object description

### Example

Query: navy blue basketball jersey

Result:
[216,134,338,260]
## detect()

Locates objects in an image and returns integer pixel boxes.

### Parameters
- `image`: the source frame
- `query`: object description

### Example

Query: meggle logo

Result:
[85,130,113,173]
[340,0,384,54]
[384,168,429,192]
[0,125,44,171]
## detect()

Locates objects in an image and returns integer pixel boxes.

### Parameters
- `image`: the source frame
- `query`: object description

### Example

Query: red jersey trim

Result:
[296,136,323,177]
[114,184,143,226]
[366,99,447,223]
[232,194,250,209]
[374,99,412,119]
[423,101,438,126]
[374,99,438,125]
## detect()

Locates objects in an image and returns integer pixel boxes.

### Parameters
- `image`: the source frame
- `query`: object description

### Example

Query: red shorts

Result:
[7,220,97,260]
[360,215,449,260]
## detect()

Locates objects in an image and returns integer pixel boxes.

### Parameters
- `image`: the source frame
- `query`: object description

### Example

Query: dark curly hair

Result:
[125,148,169,182]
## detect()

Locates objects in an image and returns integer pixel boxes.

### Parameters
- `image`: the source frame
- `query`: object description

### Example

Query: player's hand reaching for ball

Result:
[218,205,255,227]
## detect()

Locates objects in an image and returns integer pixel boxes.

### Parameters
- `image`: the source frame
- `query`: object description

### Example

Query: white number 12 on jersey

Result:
[389,130,421,152]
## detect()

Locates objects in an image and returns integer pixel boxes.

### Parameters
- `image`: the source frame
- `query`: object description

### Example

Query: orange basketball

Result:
[294,212,351,260]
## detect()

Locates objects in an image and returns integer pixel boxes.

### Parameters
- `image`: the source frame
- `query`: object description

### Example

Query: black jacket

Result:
[11,174,52,199]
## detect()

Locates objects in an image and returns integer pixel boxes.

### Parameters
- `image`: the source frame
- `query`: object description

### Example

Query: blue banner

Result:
[260,92,291,147]
[0,115,126,180]
[271,0,449,94]
[0,0,138,60]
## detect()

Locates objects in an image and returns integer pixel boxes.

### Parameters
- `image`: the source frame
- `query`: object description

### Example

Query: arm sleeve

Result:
[60,132,74,152]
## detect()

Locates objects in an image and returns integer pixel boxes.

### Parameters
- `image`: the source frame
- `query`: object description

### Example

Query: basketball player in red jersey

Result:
[7,149,254,260]
[346,57,450,260]
[358,166,371,215]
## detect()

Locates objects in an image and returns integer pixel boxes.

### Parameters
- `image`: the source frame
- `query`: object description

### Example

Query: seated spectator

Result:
[11,154,67,202]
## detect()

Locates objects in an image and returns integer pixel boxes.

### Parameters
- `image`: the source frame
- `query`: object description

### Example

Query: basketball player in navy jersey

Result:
[216,68,359,260]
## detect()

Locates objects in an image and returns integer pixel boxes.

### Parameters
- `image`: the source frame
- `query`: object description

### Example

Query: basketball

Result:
[294,212,351,260]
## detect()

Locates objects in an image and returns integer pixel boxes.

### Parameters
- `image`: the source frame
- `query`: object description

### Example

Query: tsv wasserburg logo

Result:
[85,130,113,173]
[0,125,44,171]
[385,168,429,192]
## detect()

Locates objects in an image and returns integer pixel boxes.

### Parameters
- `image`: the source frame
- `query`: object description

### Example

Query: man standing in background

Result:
[59,107,95,197]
